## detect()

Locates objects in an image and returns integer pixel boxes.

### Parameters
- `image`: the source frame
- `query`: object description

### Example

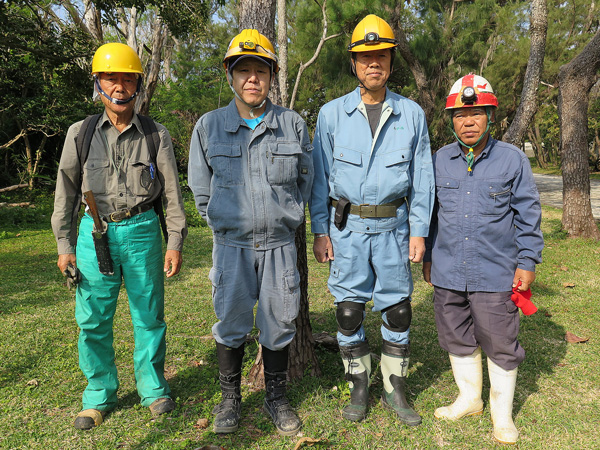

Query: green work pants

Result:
[75,210,169,411]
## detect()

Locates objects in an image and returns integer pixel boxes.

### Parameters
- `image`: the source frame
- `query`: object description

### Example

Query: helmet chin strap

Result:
[94,77,142,105]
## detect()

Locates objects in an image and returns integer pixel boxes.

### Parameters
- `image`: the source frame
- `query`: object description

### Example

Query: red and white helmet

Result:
[445,73,498,110]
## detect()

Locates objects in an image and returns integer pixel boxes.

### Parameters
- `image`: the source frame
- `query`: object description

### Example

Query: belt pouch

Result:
[334,197,351,231]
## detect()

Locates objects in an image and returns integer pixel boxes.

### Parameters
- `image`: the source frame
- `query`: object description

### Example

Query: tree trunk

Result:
[137,16,167,116]
[558,29,600,239]
[239,0,320,383]
[277,0,289,108]
[239,0,281,105]
[502,0,548,146]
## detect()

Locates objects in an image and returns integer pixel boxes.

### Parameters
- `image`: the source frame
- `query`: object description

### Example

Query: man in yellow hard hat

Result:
[52,42,187,430]
[423,74,544,444]
[188,29,313,436]
[309,14,434,425]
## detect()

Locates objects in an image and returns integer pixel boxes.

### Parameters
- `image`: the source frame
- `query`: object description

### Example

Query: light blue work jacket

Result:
[309,87,434,237]
[189,99,313,250]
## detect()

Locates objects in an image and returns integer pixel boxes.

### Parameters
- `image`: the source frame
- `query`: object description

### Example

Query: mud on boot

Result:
[264,370,302,436]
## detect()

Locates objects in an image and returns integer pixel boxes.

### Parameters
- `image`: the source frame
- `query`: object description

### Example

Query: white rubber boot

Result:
[488,358,519,444]
[435,347,484,420]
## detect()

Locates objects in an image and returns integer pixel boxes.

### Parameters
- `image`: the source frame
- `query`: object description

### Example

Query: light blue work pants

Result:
[209,241,300,350]
[329,225,413,347]
[75,210,169,411]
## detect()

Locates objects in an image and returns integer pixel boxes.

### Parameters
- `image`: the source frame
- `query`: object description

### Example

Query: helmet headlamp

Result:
[461,86,478,105]
[240,40,256,50]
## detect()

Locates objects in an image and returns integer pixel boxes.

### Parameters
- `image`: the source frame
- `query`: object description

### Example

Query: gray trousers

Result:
[209,241,300,350]
[433,287,525,370]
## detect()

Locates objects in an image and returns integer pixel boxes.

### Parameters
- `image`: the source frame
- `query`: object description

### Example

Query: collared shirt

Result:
[52,112,187,253]
[309,87,434,236]
[188,99,313,250]
[425,138,544,292]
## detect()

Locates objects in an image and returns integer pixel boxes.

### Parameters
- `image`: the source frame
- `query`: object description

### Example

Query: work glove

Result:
[511,281,537,315]
[63,263,81,290]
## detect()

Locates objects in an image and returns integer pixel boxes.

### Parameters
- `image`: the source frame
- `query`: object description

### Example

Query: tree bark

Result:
[558,29,600,239]
[239,0,320,383]
[137,16,167,116]
[239,0,281,104]
[277,0,289,108]
[502,0,548,146]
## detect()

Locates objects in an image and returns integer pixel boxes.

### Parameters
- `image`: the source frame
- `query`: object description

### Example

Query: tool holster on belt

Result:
[334,198,352,231]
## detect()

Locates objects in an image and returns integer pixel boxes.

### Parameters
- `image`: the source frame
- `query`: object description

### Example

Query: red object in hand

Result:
[511,281,537,315]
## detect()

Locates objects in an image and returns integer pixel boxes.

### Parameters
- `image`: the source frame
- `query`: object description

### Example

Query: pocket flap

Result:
[333,148,362,165]
[208,144,242,158]
[383,149,412,167]
[271,142,302,156]
[84,158,110,170]
[436,177,460,189]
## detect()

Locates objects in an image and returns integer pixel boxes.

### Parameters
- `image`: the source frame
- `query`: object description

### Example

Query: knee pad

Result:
[336,301,365,336]
[383,299,412,333]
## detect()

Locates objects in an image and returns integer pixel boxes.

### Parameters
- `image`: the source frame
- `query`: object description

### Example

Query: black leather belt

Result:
[331,198,405,218]
[104,203,154,223]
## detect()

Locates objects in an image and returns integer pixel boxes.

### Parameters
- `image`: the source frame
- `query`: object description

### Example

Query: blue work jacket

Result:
[188,99,313,250]
[425,138,544,292]
[309,87,434,236]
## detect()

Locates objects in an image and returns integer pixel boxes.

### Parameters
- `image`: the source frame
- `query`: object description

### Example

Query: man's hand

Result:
[409,237,425,263]
[57,253,77,274]
[422,261,432,286]
[164,249,182,278]
[313,235,334,263]
[513,268,535,291]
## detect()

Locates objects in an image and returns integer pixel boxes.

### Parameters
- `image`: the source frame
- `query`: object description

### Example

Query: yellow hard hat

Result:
[348,14,398,52]
[223,29,279,74]
[91,43,143,76]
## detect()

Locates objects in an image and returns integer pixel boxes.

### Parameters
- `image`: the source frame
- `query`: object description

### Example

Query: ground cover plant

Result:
[0,192,599,450]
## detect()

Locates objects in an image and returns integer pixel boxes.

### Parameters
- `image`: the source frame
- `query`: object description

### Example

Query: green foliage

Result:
[0,1,96,186]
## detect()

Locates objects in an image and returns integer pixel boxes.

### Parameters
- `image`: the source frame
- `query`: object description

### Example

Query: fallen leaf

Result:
[565,331,589,343]
[560,266,568,271]
[26,379,39,387]
[563,282,575,288]
[293,437,327,450]
[195,418,209,429]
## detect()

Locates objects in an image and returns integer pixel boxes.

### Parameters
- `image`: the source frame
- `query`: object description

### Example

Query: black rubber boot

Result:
[213,342,244,433]
[340,341,371,422]
[263,346,302,436]
[380,340,422,426]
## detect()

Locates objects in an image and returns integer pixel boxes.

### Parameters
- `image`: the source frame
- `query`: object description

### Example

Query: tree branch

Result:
[289,0,341,111]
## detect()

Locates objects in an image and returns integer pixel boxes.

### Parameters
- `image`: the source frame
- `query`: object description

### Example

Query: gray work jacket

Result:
[188,99,313,250]
[52,112,187,254]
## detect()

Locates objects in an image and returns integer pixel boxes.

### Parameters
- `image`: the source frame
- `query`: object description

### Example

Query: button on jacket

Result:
[51,112,188,254]
[426,138,544,292]
[188,99,313,250]
[309,87,434,237]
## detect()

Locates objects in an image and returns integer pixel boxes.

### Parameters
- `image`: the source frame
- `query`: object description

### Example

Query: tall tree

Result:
[238,0,321,383]
[502,0,548,146]
[558,29,600,239]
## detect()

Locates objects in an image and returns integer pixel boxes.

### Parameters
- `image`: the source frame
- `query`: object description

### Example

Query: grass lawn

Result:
[0,193,599,450]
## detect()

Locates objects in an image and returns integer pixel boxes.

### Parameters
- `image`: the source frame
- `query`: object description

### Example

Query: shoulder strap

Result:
[137,114,160,162]
[137,114,168,244]
[76,114,102,178]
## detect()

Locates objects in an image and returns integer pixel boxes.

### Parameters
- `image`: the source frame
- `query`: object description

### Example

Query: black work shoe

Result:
[264,396,302,436]
[213,396,241,433]
[149,397,175,416]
